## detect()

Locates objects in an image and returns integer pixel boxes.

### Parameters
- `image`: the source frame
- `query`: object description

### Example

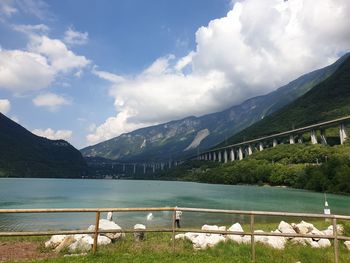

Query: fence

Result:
[0,207,350,262]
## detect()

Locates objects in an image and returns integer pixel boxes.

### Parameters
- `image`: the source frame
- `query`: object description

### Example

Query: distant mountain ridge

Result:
[81,54,349,162]
[0,113,87,178]
[221,54,350,146]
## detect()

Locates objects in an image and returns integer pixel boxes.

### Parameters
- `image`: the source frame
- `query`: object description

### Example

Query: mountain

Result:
[221,54,350,146]
[0,113,87,178]
[81,54,349,162]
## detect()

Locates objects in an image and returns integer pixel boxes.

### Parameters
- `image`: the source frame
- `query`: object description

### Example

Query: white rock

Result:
[290,237,311,246]
[310,228,324,241]
[278,221,296,235]
[345,241,350,251]
[227,223,244,243]
[175,234,186,240]
[192,234,208,250]
[327,224,344,235]
[68,238,91,253]
[206,234,226,248]
[134,224,146,230]
[98,219,124,240]
[73,234,87,241]
[45,235,66,248]
[201,225,219,231]
[310,241,320,248]
[97,235,111,245]
[322,229,333,236]
[242,235,251,244]
[218,226,226,231]
[318,239,331,248]
[294,221,314,234]
[267,235,286,249]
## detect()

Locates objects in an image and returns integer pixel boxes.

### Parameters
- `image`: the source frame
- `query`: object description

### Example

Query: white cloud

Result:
[32,128,73,140]
[33,92,71,111]
[0,49,54,92]
[64,27,88,45]
[16,0,49,20]
[0,30,90,93]
[0,99,11,114]
[92,66,125,83]
[88,0,350,144]
[0,1,18,17]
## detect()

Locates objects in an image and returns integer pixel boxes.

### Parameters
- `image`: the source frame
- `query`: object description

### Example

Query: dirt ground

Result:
[0,241,57,263]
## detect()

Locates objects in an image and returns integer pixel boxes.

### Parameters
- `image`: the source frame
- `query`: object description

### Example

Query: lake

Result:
[0,178,349,231]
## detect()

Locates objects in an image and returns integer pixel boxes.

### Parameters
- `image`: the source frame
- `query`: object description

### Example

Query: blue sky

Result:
[0,0,349,149]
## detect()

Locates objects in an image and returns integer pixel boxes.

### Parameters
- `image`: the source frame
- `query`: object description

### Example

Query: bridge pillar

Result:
[230,148,235,161]
[169,161,172,169]
[320,129,327,145]
[248,145,253,155]
[143,164,146,174]
[289,135,295,144]
[213,152,217,161]
[311,130,318,144]
[152,164,155,173]
[218,151,222,162]
[273,139,278,147]
[123,164,126,172]
[238,147,243,160]
[340,123,348,145]
[133,164,136,174]
[224,150,228,163]
[258,142,264,151]
[208,152,212,161]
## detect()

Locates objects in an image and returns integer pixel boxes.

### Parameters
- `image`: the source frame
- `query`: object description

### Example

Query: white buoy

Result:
[146,213,154,221]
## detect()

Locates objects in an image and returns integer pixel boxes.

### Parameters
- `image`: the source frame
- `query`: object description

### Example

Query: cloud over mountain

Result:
[88,0,350,144]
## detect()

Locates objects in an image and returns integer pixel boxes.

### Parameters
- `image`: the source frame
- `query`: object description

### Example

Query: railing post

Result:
[93,211,100,253]
[250,214,255,262]
[172,208,176,253]
[333,218,339,263]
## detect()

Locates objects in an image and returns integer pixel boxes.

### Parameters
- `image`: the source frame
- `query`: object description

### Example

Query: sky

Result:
[0,0,349,149]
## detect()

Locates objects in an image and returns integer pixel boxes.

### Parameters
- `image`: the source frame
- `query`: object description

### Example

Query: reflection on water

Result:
[0,178,349,231]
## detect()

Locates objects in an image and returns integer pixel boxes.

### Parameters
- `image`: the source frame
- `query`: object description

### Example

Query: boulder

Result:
[266,235,286,250]
[68,238,91,253]
[310,228,324,241]
[290,237,312,246]
[218,226,227,231]
[309,241,320,248]
[55,235,75,253]
[227,223,244,243]
[134,224,146,241]
[294,221,314,234]
[97,219,124,241]
[206,234,226,248]
[175,234,186,240]
[345,241,350,251]
[278,221,296,235]
[327,225,344,235]
[322,229,333,236]
[242,235,252,244]
[45,235,66,248]
[97,235,112,245]
[318,238,331,248]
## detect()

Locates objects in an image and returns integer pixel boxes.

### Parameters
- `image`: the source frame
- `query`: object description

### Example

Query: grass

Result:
[2,220,350,263]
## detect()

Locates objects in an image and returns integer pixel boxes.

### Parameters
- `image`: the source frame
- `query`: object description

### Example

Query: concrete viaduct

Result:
[196,115,350,163]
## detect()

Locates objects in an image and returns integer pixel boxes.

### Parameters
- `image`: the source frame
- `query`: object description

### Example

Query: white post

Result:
[258,142,263,151]
[311,130,318,144]
[218,151,222,162]
[224,150,228,163]
[238,147,243,160]
[213,152,216,161]
[133,164,136,174]
[273,139,278,147]
[208,152,212,161]
[320,129,327,145]
[152,164,155,173]
[143,164,146,174]
[289,135,295,144]
[230,149,235,161]
[340,123,348,145]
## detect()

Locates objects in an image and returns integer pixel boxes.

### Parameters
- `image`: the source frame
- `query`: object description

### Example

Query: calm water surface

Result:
[0,178,349,231]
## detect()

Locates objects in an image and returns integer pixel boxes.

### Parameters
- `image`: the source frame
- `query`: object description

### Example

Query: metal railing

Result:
[1,207,350,262]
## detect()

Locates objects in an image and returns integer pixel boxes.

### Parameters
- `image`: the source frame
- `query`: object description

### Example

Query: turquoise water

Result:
[0,178,349,231]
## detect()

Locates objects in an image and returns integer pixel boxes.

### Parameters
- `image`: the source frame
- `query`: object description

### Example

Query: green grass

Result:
[4,220,350,263]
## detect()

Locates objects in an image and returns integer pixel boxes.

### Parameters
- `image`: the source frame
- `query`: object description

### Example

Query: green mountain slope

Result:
[81,54,349,162]
[221,55,350,146]
[0,113,87,178]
